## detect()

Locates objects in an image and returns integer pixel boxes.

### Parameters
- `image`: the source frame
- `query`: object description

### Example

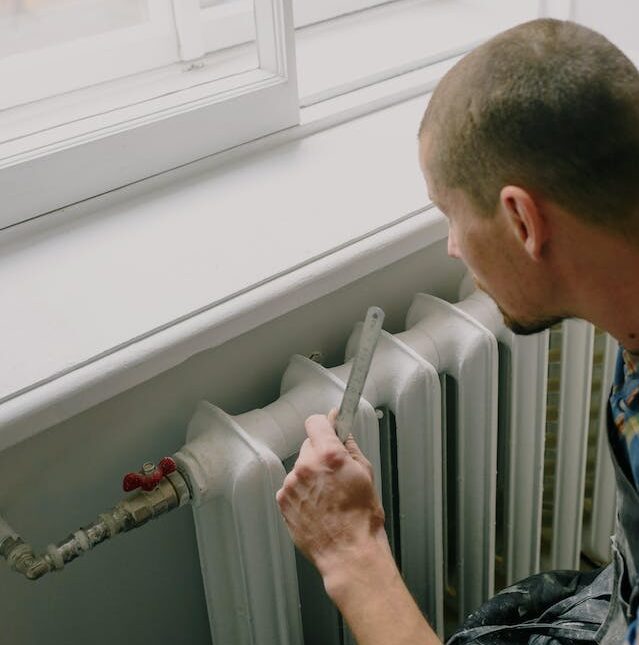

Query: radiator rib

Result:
[583,333,617,563]
[337,326,445,633]
[404,293,498,620]
[178,402,304,644]
[551,320,595,569]
[456,290,549,585]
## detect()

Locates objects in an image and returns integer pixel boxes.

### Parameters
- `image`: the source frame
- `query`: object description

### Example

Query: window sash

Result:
[0,0,299,230]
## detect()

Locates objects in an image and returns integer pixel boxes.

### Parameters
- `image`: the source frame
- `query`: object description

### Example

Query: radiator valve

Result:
[123,457,178,492]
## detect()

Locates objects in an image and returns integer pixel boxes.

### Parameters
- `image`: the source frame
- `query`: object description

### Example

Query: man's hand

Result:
[275,409,387,584]
[276,410,440,645]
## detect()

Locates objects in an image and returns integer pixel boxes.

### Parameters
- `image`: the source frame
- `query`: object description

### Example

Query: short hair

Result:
[419,19,639,229]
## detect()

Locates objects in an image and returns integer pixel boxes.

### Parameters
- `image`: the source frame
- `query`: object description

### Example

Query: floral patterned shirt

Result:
[610,346,639,645]
[610,347,639,490]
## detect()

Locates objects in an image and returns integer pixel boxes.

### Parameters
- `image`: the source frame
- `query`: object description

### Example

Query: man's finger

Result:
[344,434,366,461]
[281,470,300,496]
[345,434,371,470]
[305,413,345,449]
[297,437,317,465]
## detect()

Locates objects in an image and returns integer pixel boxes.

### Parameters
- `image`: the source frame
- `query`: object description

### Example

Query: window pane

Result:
[199,0,257,61]
[0,0,147,58]
[0,0,262,113]
[0,0,181,109]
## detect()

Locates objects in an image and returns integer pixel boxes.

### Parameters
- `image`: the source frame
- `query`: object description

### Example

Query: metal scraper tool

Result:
[334,306,385,442]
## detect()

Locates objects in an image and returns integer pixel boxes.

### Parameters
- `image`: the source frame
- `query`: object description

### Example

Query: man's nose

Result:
[447,230,462,259]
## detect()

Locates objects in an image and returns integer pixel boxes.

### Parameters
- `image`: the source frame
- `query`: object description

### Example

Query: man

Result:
[276,18,639,645]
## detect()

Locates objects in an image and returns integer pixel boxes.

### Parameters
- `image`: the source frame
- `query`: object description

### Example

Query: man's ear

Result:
[499,186,547,261]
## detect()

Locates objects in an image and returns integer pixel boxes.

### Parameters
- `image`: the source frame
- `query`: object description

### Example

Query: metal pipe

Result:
[0,468,190,581]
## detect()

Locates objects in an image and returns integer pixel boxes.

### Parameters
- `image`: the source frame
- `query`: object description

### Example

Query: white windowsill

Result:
[0,93,447,451]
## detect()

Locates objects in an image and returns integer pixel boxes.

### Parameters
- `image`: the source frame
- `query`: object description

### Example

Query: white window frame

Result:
[0,0,299,230]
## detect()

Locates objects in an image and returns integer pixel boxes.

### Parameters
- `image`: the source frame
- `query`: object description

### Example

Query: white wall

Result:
[0,240,464,645]
[574,0,639,56]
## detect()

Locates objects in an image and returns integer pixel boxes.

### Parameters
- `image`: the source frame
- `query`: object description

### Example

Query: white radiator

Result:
[174,286,617,644]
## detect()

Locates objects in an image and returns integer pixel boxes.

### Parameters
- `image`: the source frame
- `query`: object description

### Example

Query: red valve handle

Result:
[122,457,177,492]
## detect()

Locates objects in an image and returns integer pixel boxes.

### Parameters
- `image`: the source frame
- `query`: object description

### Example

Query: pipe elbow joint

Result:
[25,559,51,580]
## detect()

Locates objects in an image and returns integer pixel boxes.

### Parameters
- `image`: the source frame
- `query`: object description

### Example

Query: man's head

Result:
[419,18,639,334]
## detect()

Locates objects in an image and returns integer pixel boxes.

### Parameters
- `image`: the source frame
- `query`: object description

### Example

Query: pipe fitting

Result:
[6,541,35,573]
[0,463,191,581]
[119,477,180,526]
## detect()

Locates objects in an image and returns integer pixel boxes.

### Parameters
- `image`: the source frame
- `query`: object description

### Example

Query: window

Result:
[0,0,297,228]
[1,0,572,230]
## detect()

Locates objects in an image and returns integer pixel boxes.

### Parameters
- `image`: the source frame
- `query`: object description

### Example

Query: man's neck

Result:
[562,225,639,352]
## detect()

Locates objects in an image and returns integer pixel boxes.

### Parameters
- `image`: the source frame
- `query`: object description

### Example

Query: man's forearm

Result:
[320,536,441,645]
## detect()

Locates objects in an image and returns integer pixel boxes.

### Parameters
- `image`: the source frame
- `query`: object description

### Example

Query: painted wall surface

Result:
[0,240,464,645]
[573,0,639,55]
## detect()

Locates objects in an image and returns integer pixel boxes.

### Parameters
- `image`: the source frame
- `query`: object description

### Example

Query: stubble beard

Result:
[498,306,565,336]
[473,277,565,335]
